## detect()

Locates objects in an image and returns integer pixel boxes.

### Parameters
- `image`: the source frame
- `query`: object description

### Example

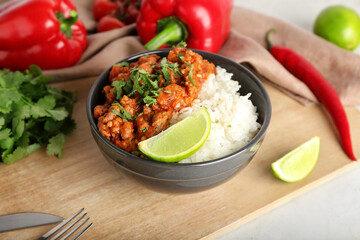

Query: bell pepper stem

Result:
[144,17,188,50]
[56,10,78,39]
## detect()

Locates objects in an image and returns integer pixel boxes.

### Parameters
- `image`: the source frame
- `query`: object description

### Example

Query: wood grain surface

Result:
[0,76,359,240]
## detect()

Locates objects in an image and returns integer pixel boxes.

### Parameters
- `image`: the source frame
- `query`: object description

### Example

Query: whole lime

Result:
[313,5,360,50]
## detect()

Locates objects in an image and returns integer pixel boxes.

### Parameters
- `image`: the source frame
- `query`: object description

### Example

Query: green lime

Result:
[313,5,360,50]
[271,136,320,183]
[138,106,211,162]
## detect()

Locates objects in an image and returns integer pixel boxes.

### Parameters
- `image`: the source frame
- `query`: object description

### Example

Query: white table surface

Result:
[217,1,360,240]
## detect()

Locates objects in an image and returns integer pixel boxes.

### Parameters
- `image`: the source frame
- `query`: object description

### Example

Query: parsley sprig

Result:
[0,65,77,164]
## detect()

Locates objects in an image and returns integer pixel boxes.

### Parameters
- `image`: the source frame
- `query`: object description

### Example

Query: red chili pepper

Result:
[266,29,357,161]
[0,0,87,71]
[136,0,233,53]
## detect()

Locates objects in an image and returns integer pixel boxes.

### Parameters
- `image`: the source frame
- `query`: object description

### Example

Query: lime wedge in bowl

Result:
[138,106,211,163]
[271,136,320,182]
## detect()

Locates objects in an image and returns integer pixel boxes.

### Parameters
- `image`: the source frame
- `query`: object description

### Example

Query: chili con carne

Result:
[93,45,216,154]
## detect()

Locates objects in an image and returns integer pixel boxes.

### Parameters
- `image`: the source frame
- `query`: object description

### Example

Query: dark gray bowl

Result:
[86,49,271,194]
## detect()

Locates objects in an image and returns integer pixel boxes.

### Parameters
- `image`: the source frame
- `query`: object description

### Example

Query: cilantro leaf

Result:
[3,143,41,165]
[143,95,157,106]
[112,80,126,100]
[0,117,5,129]
[46,133,66,159]
[161,58,172,85]
[111,102,134,121]
[0,70,24,89]
[0,65,76,164]
[114,61,129,67]
[12,116,25,140]
[0,89,22,114]
[185,62,197,87]
[0,137,14,160]
[47,107,69,121]
[36,95,56,109]
[0,128,11,141]
[176,41,187,48]
[160,58,182,86]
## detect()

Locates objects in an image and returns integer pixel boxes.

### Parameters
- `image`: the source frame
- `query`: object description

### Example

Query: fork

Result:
[37,208,93,240]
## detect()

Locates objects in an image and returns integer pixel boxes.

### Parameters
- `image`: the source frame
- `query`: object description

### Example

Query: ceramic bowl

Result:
[86,49,271,194]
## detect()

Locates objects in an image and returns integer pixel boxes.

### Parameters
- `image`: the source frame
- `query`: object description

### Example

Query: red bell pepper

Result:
[0,0,87,71]
[136,0,233,53]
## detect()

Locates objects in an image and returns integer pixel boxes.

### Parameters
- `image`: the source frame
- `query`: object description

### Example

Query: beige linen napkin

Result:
[38,1,360,106]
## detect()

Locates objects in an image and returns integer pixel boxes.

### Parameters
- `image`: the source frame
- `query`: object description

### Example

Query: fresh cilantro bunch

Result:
[0,65,77,164]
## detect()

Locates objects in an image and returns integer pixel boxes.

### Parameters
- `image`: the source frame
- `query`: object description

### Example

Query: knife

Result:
[0,212,64,232]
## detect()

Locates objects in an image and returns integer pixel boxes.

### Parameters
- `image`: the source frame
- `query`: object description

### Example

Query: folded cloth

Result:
[226,7,360,106]
[42,1,360,106]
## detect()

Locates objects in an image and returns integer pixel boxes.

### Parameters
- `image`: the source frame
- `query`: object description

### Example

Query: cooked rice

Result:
[170,66,261,163]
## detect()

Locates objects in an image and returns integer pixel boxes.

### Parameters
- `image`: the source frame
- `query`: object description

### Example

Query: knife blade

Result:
[0,212,64,232]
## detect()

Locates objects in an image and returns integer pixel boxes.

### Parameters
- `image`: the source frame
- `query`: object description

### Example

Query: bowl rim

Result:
[86,48,272,168]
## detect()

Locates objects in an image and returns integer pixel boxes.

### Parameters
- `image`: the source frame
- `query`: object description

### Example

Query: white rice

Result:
[170,66,261,163]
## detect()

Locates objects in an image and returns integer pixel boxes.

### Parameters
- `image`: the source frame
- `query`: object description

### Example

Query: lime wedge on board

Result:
[271,136,320,182]
[138,106,211,162]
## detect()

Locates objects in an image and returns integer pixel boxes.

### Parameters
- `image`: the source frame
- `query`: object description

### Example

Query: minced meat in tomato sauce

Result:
[94,46,216,154]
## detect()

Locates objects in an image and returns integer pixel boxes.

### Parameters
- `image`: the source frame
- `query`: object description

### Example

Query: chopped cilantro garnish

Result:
[109,46,201,111]
[161,58,172,85]
[114,61,129,67]
[0,65,77,164]
[143,95,157,106]
[176,41,187,48]
[185,62,197,87]
[128,68,144,96]
[112,78,133,100]
[177,54,185,60]
[112,102,135,120]
[111,79,126,100]
[128,68,159,99]
[160,58,182,86]
[124,67,163,107]
[140,127,148,132]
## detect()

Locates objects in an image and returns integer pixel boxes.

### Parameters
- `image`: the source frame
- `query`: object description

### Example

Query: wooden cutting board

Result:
[0,76,359,240]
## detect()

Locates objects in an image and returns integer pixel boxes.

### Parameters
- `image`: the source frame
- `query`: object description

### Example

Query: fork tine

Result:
[50,213,87,240]
[69,222,93,240]
[41,208,85,239]
[59,217,90,240]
